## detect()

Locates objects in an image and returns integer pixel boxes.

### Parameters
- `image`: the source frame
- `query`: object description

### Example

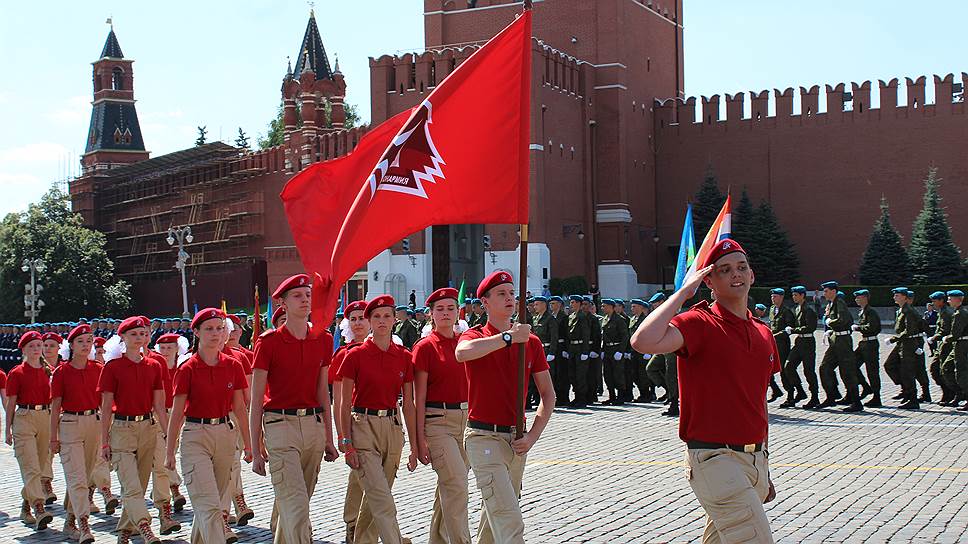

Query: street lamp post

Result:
[652,231,661,289]
[167,226,194,319]
[22,258,46,324]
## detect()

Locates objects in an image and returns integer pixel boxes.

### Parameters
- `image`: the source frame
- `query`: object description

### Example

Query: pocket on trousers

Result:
[693,454,750,504]
[182,464,195,487]
[716,505,757,543]
[475,471,494,501]
[269,459,285,486]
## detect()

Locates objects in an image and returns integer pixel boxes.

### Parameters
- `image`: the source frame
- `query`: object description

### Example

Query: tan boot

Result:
[170,484,186,512]
[116,529,132,544]
[88,486,100,514]
[100,486,119,515]
[63,513,80,540]
[157,500,181,535]
[233,493,254,526]
[137,518,161,544]
[42,478,57,505]
[78,515,95,544]
[32,501,53,531]
[223,511,239,544]
[20,500,36,526]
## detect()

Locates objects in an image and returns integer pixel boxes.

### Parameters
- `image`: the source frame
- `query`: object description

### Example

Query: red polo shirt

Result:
[338,339,413,411]
[329,343,362,385]
[671,301,781,445]
[0,369,6,392]
[174,352,248,419]
[413,331,468,404]
[147,351,176,408]
[459,324,549,427]
[97,355,164,416]
[253,324,332,410]
[229,346,254,375]
[6,363,51,405]
[51,361,103,412]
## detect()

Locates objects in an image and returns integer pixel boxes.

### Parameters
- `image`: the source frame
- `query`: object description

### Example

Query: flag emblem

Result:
[368,100,445,200]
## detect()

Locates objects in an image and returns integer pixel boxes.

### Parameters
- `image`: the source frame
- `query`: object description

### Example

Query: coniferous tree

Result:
[908,167,963,283]
[731,188,755,249]
[235,127,250,149]
[693,165,726,237]
[749,200,801,284]
[195,126,208,146]
[858,197,910,285]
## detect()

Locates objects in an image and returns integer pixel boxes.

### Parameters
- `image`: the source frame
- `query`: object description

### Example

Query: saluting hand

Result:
[681,264,715,297]
[509,323,531,344]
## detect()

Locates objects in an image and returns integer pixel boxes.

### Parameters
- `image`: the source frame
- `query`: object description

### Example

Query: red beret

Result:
[93,337,107,347]
[118,316,150,334]
[67,325,92,343]
[156,333,181,344]
[477,270,514,298]
[426,287,459,307]
[272,274,311,299]
[227,314,242,326]
[18,331,43,349]
[42,332,64,344]
[271,306,287,326]
[701,238,747,269]
[343,300,366,319]
[191,308,226,330]
[364,295,395,319]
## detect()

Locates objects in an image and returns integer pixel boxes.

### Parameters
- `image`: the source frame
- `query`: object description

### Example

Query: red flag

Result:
[284,10,532,324]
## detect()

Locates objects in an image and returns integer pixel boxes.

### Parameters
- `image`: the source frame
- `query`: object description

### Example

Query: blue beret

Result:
[583,295,593,302]
[464,298,472,304]
[770,288,785,295]
[906,290,915,298]
[648,292,666,304]
[601,299,615,306]
[549,296,563,303]
[472,299,481,304]
[630,298,648,307]
[820,281,838,290]
[837,291,845,298]
[613,299,625,306]
[754,304,767,311]
[791,286,807,294]
[406,309,415,316]
[395,305,409,311]
[525,297,534,303]
[891,287,909,295]
[415,307,427,313]
[853,289,870,297]
[929,291,946,300]
[947,290,965,297]
[532,296,548,303]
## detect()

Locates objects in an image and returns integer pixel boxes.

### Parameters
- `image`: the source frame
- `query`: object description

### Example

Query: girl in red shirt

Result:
[166,308,252,544]
[151,333,188,524]
[5,331,54,531]
[39,332,61,503]
[413,288,472,544]
[49,324,104,543]
[219,316,255,528]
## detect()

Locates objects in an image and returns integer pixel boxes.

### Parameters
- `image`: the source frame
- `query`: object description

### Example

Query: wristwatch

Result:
[339,438,352,446]
[502,332,513,346]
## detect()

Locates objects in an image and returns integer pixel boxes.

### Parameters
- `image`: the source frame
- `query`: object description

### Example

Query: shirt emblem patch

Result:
[227,382,233,389]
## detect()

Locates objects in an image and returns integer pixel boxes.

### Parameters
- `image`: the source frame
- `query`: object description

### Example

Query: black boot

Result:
[794,387,808,402]
[864,396,882,408]
[803,395,821,409]
[779,394,797,408]
[919,391,932,403]
[662,403,679,417]
[898,398,920,410]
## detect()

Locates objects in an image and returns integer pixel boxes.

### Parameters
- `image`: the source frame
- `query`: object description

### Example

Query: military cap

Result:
[406,309,415,317]
[770,288,785,295]
[820,281,838,290]
[464,298,472,304]
[41,332,64,344]
[272,273,311,299]
[119,316,150,334]
[702,238,747,268]
[471,298,482,304]
[366,295,396,318]
[791,286,807,294]
[549,295,564,303]
[947,289,965,297]
[583,295,593,302]
[227,314,242,327]
[613,299,625,306]
[427,288,459,308]
[569,295,584,303]
[156,333,181,344]
[18,331,42,349]
[191,308,226,330]
[837,291,845,298]
[601,298,615,306]
[648,292,667,304]
[93,337,106,348]
[67,324,92,343]
[906,289,915,298]
[891,287,909,295]
[853,289,870,297]
[532,296,549,303]
[395,305,409,312]
[270,306,286,326]
[151,318,162,323]
[477,270,514,298]
[630,298,648,308]
[929,291,946,300]
[343,300,366,318]
[754,303,767,312]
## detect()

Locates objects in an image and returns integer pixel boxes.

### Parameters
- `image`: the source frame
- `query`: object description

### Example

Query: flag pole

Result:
[516,224,529,440]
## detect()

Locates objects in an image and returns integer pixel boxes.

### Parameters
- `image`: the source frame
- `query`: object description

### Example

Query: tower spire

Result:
[292,9,333,80]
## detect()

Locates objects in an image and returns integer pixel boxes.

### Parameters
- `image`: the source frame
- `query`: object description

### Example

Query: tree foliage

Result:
[858,197,911,285]
[195,126,208,146]
[235,127,250,149]
[0,188,131,322]
[907,167,963,283]
[693,165,726,238]
[749,200,801,284]
[257,100,362,150]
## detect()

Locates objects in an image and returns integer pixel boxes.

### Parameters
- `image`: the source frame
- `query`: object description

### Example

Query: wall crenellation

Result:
[655,72,967,129]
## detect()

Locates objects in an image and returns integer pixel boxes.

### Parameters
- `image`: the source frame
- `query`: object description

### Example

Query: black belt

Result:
[265,407,323,416]
[64,410,97,416]
[569,340,583,344]
[353,407,397,417]
[605,342,622,347]
[186,416,230,425]
[17,404,49,411]
[426,401,468,410]
[114,413,152,422]
[687,440,763,453]
[467,419,515,433]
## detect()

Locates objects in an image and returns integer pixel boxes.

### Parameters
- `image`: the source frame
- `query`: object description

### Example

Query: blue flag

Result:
[674,204,697,291]
[266,298,274,329]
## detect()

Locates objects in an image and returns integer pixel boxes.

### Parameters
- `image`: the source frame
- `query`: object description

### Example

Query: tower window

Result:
[112,67,124,91]
[113,128,122,144]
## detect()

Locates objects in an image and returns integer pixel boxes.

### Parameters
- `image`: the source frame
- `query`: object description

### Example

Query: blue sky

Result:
[1,0,965,216]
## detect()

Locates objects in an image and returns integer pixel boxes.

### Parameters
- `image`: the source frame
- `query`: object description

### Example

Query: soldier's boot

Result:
[768,379,783,402]
[898,398,920,410]
[20,499,36,526]
[223,511,239,544]
[233,493,254,526]
[117,529,133,544]
[345,523,355,544]
[864,395,882,408]
[662,401,679,417]
[87,486,100,514]
[779,392,797,408]
[42,478,56,505]
[919,390,932,403]
[818,396,838,409]
[32,501,53,531]
[63,513,80,540]
[802,393,821,409]
[892,391,906,400]
[78,516,95,544]
[100,486,119,515]
[157,500,181,535]
[170,484,186,513]
[938,386,954,406]
[958,402,968,412]
[137,518,161,544]
[842,389,864,412]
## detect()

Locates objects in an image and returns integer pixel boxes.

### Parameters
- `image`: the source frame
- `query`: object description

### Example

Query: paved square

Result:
[1,338,966,543]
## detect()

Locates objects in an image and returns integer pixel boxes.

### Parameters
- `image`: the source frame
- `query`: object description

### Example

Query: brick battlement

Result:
[655,72,967,130]
[423,0,678,23]
[235,124,371,174]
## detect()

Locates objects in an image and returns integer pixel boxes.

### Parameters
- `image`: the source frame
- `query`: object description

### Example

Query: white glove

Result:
[580,354,589,361]
[851,324,860,331]
[785,326,793,335]
[624,353,631,360]
[562,351,570,358]
[643,354,652,360]
[546,354,555,362]
[589,351,599,359]
[613,352,623,361]
[916,348,924,356]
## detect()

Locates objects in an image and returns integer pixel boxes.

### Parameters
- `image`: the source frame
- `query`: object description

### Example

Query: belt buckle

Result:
[460,402,469,409]
[207,418,218,425]
[743,444,756,453]
[377,409,389,417]
[296,408,308,416]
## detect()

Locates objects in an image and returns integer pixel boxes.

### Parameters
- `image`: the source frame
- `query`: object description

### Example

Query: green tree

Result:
[731,188,755,249]
[748,200,801,284]
[235,127,250,149]
[858,197,910,285]
[693,165,726,238]
[907,167,964,283]
[257,101,362,150]
[195,126,208,146]
[0,188,131,322]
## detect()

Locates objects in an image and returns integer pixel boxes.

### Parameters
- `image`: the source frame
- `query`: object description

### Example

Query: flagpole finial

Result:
[106,16,113,29]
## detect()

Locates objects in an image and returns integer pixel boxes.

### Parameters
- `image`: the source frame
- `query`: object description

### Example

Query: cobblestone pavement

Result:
[1,338,966,543]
